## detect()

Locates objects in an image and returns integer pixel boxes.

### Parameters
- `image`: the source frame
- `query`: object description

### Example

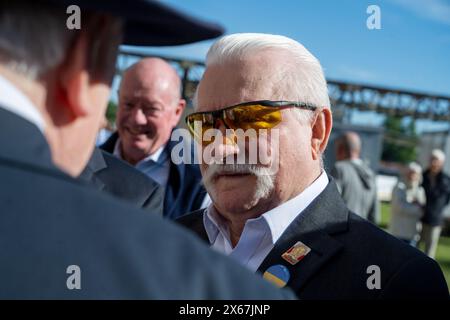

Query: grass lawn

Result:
[380,202,450,287]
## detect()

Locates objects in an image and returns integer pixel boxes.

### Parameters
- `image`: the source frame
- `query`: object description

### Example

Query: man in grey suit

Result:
[332,131,380,224]
[0,0,294,299]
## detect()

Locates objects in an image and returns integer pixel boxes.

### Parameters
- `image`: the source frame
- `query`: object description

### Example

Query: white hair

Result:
[204,33,330,118]
[431,149,446,162]
[0,1,122,81]
[408,162,422,174]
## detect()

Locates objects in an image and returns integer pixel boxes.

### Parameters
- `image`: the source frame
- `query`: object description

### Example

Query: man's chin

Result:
[215,199,259,215]
[208,185,260,210]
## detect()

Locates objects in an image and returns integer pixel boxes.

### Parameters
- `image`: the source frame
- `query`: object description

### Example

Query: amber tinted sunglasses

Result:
[185,100,318,142]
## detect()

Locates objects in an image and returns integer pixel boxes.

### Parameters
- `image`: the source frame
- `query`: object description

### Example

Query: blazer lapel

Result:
[163,140,184,218]
[78,148,107,191]
[257,180,348,293]
[177,209,210,243]
[99,131,119,154]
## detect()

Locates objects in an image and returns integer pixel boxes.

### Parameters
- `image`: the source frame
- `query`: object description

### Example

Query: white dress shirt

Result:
[0,74,44,132]
[203,171,329,272]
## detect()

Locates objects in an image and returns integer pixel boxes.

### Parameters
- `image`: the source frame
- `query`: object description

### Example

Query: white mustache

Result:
[203,164,272,183]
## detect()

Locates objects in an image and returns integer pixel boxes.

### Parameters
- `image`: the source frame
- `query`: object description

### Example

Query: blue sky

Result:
[120,0,450,131]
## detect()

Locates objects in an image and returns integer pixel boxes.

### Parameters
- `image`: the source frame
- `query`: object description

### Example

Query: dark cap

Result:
[47,0,224,46]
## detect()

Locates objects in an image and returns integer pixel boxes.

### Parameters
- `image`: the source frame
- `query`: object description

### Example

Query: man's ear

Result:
[57,31,91,118]
[311,108,332,161]
[172,98,186,124]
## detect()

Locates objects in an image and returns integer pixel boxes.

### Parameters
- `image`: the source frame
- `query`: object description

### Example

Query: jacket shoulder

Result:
[0,166,292,299]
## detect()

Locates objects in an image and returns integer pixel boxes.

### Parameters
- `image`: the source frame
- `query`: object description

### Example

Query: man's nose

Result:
[212,119,240,161]
[130,107,147,125]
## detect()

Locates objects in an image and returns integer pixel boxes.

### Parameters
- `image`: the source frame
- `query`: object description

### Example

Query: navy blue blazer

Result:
[0,106,295,299]
[178,179,449,299]
[80,148,164,215]
[101,132,206,219]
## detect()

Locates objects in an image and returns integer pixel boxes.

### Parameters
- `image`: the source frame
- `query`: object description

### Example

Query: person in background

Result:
[101,58,209,219]
[420,149,450,259]
[389,162,425,247]
[332,131,379,224]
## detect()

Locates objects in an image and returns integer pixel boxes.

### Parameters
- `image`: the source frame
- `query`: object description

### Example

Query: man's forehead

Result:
[121,75,173,96]
[120,88,151,99]
[197,62,282,111]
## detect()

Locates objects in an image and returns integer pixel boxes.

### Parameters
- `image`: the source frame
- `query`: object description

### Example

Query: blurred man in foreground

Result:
[178,33,449,299]
[101,58,208,219]
[0,0,294,299]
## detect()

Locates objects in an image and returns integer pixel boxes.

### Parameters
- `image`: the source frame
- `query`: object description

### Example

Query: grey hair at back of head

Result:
[205,33,331,114]
[0,1,122,81]
[0,1,75,79]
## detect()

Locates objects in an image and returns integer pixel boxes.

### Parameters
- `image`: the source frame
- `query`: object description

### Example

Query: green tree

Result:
[106,100,117,126]
[381,115,418,164]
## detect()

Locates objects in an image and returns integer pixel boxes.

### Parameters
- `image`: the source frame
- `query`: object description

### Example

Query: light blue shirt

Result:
[203,171,329,272]
[113,138,170,188]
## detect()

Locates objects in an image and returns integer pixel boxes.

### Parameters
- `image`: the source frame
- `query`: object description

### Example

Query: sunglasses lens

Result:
[186,104,283,145]
[186,113,214,143]
[225,105,282,130]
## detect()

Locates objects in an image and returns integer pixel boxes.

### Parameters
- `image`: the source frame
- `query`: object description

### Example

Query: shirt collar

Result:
[204,171,329,246]
[113,137,167,165]
[0,74,45,132]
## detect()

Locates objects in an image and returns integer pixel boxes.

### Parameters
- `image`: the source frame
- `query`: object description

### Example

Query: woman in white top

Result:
[389,162,425,247]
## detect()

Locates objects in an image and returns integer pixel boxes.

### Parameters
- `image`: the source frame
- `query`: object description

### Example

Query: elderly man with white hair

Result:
[420,149,450,259]
[389,162,425,247]
[178,33,448,299]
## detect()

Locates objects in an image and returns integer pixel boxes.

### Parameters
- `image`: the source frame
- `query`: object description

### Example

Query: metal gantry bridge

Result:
[118,49,450,122]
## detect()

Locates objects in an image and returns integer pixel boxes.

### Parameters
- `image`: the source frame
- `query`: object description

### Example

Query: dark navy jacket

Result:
[422,169,450,226]
[0,106,295,299]
[178,179,449,299]
[80,148,164,215]
[101,132,206,219]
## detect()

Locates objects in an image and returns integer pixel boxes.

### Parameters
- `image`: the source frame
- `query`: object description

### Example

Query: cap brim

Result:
[47,0,224,46]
